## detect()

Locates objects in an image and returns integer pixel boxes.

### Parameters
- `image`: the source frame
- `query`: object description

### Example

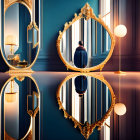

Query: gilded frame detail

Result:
[0,74,40,140]
[56,3,115,72]
[56,73,116,139]
[27,91,39,117]
[0,0,40,73]
[27,21,39,49]
[4,0,32,14]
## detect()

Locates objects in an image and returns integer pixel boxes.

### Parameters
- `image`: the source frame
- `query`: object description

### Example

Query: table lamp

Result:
[5,35,18,55]
[114,25,127,74]
[5,79,17,102]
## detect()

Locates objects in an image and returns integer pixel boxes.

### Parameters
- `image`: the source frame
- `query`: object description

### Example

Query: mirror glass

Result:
[60,18,111,68]
[59,75,112,125]
[1,76,39,139]
[3,3,39,68]
[27,23,39,64]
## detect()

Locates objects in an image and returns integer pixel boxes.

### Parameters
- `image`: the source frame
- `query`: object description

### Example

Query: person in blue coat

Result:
[74,41,88,68]
[74,75,87,95]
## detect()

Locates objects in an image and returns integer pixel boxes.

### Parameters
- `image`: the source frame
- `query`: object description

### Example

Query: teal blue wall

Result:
[33,0,99,71]
[1,0,140,71]
[0,0,99,71]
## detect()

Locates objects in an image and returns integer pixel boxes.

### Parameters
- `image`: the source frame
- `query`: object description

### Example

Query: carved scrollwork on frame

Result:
[27,21,39,49]
[56,3,116,72]
[56,73,116,139]
[4,0,32,13]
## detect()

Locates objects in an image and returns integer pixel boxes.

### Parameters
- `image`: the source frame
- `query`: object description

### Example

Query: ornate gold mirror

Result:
[1,0,39,73]
[0,75,40,139]
[57,73,115,139]
[56,3,115,72]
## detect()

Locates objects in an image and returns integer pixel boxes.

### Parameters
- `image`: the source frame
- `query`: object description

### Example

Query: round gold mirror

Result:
[56,73,116,139]
[56,3,115,72]
[1,1,39,72]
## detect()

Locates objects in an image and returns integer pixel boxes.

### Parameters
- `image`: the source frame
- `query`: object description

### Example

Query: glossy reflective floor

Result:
[0,72,140,140]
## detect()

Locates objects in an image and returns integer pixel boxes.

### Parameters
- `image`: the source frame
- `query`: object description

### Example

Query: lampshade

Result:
[5,92,17,102]
[114,25,127,38]
[5,80,17,102]
[114,103,127,116]
[5,35,18,46]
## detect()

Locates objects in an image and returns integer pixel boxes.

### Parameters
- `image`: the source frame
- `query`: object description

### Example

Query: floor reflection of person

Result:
[74,75,87,124]
[74,76,87,95]
[74,41,88,68]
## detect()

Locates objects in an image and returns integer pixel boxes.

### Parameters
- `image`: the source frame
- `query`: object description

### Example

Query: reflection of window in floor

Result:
[61,82,66,110]
[105,86,111,140]
[100,83,111,140]
[104,86,110,140]
[104,116,110,140]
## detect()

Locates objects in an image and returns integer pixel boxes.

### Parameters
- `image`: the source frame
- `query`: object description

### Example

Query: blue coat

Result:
[74,46,88,68]
[74,76,87,94]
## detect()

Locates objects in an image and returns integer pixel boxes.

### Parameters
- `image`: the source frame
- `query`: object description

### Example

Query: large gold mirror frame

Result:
[56,73,116,139]
[0,74,40,140]
[56,3,115,72]
[0,0,40,73]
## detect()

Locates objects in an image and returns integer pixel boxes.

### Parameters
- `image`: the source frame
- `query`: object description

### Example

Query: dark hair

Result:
[79,41,83,46]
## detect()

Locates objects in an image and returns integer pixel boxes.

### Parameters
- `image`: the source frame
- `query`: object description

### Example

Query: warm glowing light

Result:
[5,35,18,55]
[5,35,18,45]
[5,80,17,102]
[5,93,17,102]
[114,103,127,116]
[114,25,127,37]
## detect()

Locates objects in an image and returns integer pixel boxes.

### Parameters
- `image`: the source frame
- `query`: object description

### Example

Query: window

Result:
[100,0,111,52]
[100,0,111,27]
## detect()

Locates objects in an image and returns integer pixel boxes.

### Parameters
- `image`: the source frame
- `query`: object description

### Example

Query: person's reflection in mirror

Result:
[74,76,87,96]
[74,41,88,68]
[74,75,87,124]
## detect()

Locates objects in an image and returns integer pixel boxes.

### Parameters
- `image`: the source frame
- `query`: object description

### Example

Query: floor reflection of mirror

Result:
[0,72,140,140]
[58,74,115,139]
[0,76,40,140]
